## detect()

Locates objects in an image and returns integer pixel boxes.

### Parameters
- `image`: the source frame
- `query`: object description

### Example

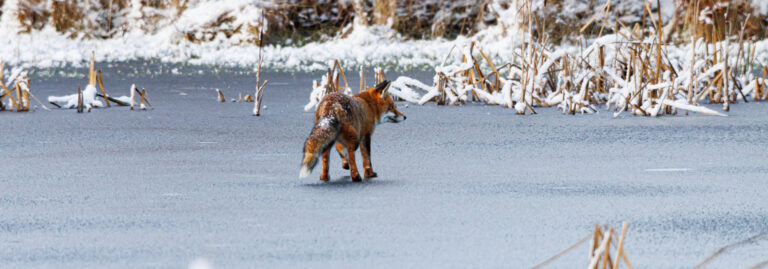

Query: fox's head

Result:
[368,81,406,124]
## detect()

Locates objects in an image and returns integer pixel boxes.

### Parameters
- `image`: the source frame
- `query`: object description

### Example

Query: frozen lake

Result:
[1,65,767,268]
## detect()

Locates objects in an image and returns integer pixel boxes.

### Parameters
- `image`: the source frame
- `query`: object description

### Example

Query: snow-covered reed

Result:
[45,53,139,112]
[307,24,768,118]
[48,84,103,112]
[304,60,354,112]
[1,63,36,112]
[304,60,398,112]
[0,62,54,112]
[383,2,766,117]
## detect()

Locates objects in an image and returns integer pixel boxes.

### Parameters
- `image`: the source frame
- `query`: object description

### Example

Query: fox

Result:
[299,80,406,182]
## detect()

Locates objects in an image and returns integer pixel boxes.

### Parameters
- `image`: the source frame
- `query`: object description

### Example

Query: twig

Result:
[612,222,629,269]
[77,85,83,113]
[530,233,591,269]
[97,70,110,107]
[140,89,152,109]
[589,230,612,269]
[26,90,50,111]
[96,93,129,106]
[694,232,768,269]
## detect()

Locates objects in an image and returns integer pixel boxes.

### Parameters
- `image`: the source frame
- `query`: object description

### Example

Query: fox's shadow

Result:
[302,176,394,188]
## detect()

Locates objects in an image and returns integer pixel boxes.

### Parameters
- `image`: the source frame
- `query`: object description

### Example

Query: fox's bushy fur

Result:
[300,81,405,182]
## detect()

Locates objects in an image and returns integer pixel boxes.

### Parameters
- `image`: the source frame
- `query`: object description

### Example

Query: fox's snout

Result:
[383,110,406,123]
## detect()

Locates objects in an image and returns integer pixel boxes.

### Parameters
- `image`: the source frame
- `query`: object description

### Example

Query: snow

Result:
[757,0,768,16]
[128,84,137,108]
[47,84,103,110]
[0,0,522,70]
[0,0,767,77]
[0,0,22,35]
[174,0,266,44]
[389,76,431,103]
[316,117,334,129]
[114,95,132,104]
[304,76,332,112]
[0,0,765,74]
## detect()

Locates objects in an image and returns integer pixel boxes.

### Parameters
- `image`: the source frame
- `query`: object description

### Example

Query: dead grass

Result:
[681,0,762,43]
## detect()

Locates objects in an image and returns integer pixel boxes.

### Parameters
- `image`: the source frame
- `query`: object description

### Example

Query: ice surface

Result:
[1,66,767,268]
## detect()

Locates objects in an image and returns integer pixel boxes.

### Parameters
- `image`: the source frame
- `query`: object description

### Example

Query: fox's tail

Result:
[299,113,342,178]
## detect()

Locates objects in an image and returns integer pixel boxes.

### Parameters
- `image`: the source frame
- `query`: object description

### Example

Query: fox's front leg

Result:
[360,135,377,178]
[335,143,349,170]
[320,148,330,181]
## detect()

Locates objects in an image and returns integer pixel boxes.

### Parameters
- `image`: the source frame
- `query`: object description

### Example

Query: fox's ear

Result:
[375,80,391,98]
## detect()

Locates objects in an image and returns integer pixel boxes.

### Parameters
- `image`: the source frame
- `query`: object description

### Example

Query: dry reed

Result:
[384,0,766,117]
[531,222,632,269]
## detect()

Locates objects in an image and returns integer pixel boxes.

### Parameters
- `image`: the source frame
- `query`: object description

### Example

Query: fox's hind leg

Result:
[361,135,377,178]
[320,147,330,181]
[335,143,349,170]
[339,129,361,182]
[346,145,361,182]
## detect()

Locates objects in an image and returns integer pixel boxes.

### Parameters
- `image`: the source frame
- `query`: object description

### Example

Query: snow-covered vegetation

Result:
[0,0,767,71]
[42,54,138,112]
[298,0,768,117]
[3,0,768,117]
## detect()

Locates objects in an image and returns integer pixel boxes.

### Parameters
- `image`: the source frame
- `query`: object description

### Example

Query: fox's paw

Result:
[341,162,349,170]
[351,174,362,182]
[364,171,377,179]
[320,174,330,181]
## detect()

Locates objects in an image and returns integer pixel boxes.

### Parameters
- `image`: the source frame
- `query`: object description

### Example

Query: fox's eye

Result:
[389,105,394,110]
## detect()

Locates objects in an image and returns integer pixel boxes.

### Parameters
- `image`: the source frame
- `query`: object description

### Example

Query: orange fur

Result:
[300,81,405,182]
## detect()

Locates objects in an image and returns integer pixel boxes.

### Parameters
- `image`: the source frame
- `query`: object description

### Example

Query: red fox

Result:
[300,81,406,182]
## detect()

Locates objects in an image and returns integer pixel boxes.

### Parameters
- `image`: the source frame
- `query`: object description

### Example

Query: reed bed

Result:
[1,52,148,113]
[0,62,49,112]
[46,52,148,112]
[378,1,767,117]
[8,1,766,45]
[303,59,397,112]
[211,14,270,117]
[304,59,351,111]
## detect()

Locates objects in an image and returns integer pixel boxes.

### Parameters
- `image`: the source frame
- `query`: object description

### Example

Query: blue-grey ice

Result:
[1,67,767,268]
